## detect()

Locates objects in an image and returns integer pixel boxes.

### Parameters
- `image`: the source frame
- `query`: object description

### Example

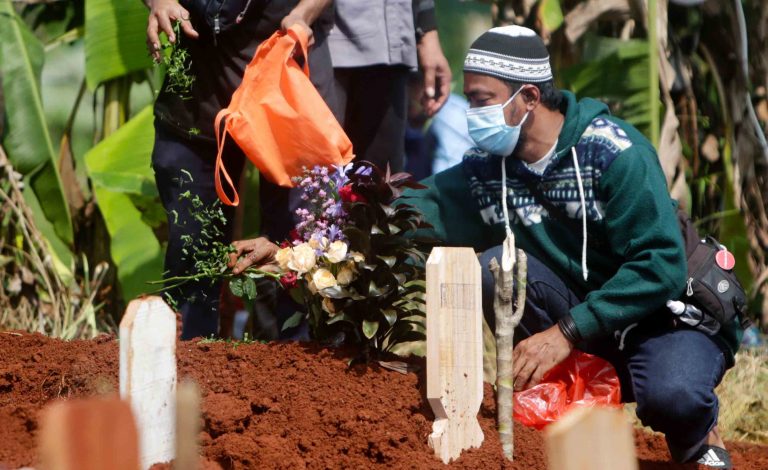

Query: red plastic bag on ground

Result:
[513,351,621,430]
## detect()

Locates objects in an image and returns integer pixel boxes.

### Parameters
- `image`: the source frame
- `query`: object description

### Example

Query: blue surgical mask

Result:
[466,87,529,156]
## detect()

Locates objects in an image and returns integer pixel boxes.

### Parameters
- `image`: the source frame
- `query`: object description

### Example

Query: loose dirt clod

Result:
[1,332,767,469]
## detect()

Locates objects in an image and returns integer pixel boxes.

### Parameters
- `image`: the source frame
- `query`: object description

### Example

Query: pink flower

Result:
[339,185,366,203]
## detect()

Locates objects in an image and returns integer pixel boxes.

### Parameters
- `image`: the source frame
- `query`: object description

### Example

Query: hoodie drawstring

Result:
[500,148,588,282]
[571,147,589,282]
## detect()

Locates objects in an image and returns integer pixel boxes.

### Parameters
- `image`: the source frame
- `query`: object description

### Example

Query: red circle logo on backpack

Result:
[716,249,735,271]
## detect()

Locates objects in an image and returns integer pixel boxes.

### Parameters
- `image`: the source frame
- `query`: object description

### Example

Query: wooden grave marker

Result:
[39,397,140,470]
[174,380,202,470]
[120,296,177,470]
[545,406,638,470]
[426,247,484,464]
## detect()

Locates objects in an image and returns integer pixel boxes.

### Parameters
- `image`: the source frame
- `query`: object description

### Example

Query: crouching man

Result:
[403,25,740,468]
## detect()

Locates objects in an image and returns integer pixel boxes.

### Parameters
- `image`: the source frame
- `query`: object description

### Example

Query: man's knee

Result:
[635,377,717,430]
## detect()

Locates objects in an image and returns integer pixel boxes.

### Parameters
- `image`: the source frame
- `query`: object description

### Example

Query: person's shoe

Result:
[694,445,732,469]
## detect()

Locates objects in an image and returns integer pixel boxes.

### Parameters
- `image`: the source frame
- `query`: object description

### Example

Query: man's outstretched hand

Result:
[227,237,280,275]
[513,324,574,391]
[146,0,198,62]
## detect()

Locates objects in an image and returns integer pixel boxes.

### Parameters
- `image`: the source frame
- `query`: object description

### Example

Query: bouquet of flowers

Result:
[152,162,432,358]
[273,162,433,357]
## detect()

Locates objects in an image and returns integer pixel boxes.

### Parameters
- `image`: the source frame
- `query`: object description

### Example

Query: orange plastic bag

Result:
[513,351,621,430]
[214,25,354,205]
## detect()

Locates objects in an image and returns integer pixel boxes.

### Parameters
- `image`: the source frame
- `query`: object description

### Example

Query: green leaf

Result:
[326,313,355,326]
[281,311,304,331]
[377,255,397,268]
[84,106,164,300]
[94,187,163,299]
[0,0,73,245]
[538,0,563,32]
[84,0,152,89]
[382,308,397,326]
[229,277,244,297]
[85,106,157,197]
[362,319,379,339]
[242,277,257,300]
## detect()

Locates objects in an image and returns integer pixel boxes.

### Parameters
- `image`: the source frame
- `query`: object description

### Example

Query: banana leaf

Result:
[561,34,657,139]
[84,0,152,89]
[0,0,74,245]
[84,106,163,300]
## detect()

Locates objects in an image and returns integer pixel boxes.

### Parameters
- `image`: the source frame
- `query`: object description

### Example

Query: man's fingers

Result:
[228,241,250,268]
[180,17,199,38]
[422,65,436,100]
[147,16,161,60]
[157,12,175,43]
[514,359,538,391]
[525,366,548,390]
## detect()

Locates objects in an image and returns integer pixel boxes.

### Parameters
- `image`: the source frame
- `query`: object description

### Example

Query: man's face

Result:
[463,72,528,128]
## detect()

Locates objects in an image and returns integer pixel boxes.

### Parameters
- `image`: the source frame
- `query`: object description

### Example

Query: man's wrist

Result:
[557,315,582,344]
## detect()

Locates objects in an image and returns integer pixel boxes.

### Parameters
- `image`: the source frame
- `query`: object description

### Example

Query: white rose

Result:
[349,251,365,263]
[288,243,316,274]
[306,275,318,294]
[309,236,329,251]
[274,247,292,270]
[336,266,355,286]
[325,240,348,263]
[312,268,338,290]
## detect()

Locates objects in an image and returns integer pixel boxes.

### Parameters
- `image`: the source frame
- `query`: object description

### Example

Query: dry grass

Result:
[716,347,768,444]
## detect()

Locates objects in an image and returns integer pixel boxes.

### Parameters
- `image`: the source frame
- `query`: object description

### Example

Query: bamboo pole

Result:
[489,236,527,461]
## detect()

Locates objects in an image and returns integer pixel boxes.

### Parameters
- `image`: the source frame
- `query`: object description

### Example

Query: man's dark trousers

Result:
[479,246,728,463]
[151,123,297,340]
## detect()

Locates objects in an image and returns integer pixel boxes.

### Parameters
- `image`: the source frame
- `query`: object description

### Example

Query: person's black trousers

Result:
[152,122,302,339]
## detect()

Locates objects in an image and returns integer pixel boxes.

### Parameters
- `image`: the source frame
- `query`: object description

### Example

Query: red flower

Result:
[288,229,301,242]
[279,240,291,249]
[339,185,367,203]
[279,272,298,289]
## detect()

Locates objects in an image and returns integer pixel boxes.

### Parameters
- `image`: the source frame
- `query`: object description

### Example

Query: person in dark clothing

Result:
[144,0,334,340]
[328,0,451,173]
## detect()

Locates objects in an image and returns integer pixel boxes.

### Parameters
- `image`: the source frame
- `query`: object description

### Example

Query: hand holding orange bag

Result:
[215,25,354,206]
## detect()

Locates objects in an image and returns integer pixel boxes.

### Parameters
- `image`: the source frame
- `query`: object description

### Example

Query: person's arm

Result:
[413,0,450,116]
[145,0,198,62]
[281,0,332,46]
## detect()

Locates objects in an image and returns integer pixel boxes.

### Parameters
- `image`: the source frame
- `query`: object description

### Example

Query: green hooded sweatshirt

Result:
[404,91,741,363]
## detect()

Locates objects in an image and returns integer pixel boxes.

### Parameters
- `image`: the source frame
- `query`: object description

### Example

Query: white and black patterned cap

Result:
[463,25,552,83]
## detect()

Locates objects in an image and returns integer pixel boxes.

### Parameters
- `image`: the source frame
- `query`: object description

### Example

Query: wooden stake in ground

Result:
[489,236,527,461]
[175,380,202,470]
[120,296,177,470]
[545,406,638,470]
[38,397,140,470]
[426,247,484,464]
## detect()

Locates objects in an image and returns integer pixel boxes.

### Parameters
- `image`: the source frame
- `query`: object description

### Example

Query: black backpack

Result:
[677,210,750,329]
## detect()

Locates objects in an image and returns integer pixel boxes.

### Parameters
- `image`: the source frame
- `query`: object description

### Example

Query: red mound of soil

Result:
[1,332,766,469]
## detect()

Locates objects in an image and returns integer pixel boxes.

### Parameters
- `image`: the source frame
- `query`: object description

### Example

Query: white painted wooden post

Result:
[120,296,177,470]
[426,247,484,464]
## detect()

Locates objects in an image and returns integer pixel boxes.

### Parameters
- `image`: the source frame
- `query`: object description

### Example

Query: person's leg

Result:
[337,65,408,172]
[479,246,582,339]
[152,124,245,339]
[619,326,727,463]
